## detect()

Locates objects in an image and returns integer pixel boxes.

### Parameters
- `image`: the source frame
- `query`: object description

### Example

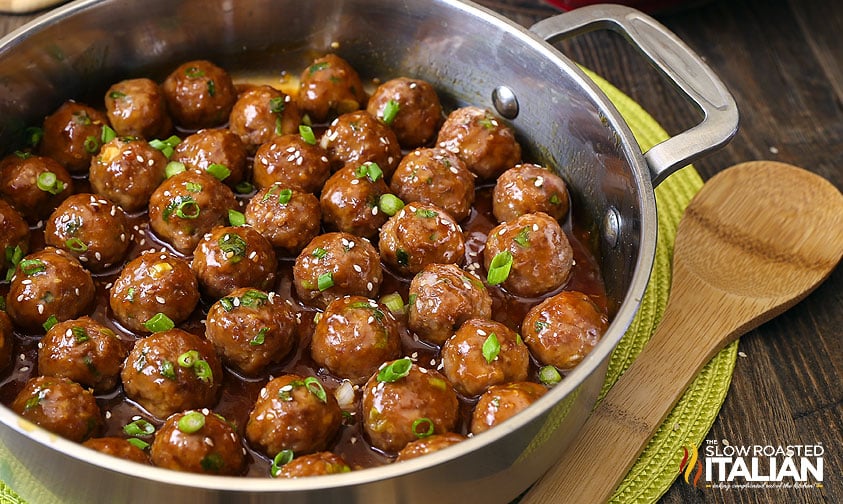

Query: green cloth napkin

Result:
[0,73,737,504]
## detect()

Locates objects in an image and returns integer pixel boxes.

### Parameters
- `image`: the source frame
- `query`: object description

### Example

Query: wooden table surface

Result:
[1,1,839,503]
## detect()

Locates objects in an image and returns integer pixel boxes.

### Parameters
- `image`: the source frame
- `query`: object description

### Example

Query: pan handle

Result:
[531,4,739,186]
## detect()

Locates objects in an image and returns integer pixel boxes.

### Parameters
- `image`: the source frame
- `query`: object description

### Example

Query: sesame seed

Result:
[155,296,166,304]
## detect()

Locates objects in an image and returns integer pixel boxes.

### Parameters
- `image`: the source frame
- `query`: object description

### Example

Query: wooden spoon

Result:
[520,161,843,504]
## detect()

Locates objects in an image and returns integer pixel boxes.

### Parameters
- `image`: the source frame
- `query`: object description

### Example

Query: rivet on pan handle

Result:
[531,4,739,186]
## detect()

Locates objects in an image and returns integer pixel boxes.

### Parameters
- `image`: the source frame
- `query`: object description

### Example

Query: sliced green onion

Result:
[101,125,117,145]
[65,237,88,252]
[166,196,200,220]
[83,135,99,154]
[378,194,404,216]
[278,382,297,402]
[377,357,412,383]
[250,327,268,346]
[486,250,513,286]
[219,296,235,312]
[539,365,562,386]
[144,312,174,333]
[228,209,246,227]
[108,90,126,100]
[71,326,89,343]
[218,233,247,263]
[382,99,400,125]
[549,194,562,205]
[185,181,202,193]
[317,272,334,291]
[411,417,434,438]
[414,208,437,219]
[200,453,224,472]
[481,332,500,363]
[395,249,409,267]
[206,163,231,181]
[270,449,295,477]
[25,126,44,148]
[380,292,405,314]
[126,438,150,450]
[277,188,292,205]
[353,162,383,182]
[160,359,176,380]
[240,289,269,307]
[185,66,205,78]
[177,411,206,434]
[20,258,46,276]
[234,180,254,194]
[123,418,155,437]
[513,227,531,247]
[165,161,186,178]
[269,96,286,114]
[36,171,65,195]
[42,314,58,332]
[304,376,327,403]
[312,247,327,259]
[299,125,316,145]
[178,350,200,368]
[193,360,213,383]
[207,79,216,97]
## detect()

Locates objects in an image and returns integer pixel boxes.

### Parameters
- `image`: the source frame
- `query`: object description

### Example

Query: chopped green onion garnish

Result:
[269,96,286,114]
[308,61,329,74]
[299,125,316,145]
[185,181,202,193]
[312,247,327,259]
[165,161,186,178]
[277,188,292,205]
[240,289,269,307]
[250,327,268,346]
[411,417,434,438]
[83,135,99,153]
[228,209,246,227]
[219,297,235,312]
[270,449,295,477]
[65,238,88,252]
[160,359,176,380]
[26,126,43,148]
[42,314,58,332]
[378,194,404,216]
[377,357,412,383]
[178,350,200,368]
[20,258,46,276]
[234,181,254,194]
[317,272,334,291]
[382,99,400,125]
[71,326,89,343]
[380,292,405,314]
[144,312,174,333]
[193,359,213,383]
[207,80,216,97]
[108,91,126,100]
[481,332,501,363]
[123,418,155,437]
[101,125,117,145]
[414,208,437,218]
[219,233,247,263]
[304,376,327,403]
[354,162,383,182]
[396,249,409,267]
[36,171,65,195]
[126,438,150,450]
[177,411,205,433]
[550,194,562,205]
[539,365,562,386]
[486,250,513,286]
[514,227,531,247]
[206,163,230,181]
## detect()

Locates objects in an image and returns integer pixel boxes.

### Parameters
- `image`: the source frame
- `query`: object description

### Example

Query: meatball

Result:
[362,359,459,453]
[470,381,547,435]
[0,311,13,372]
[320,110,401,177]
[320,162,389,238]
[148,170,236,254]
[150,409,245,475]
[11,376,103,442]
[441,318,529,397]
[0,153,73,222]
[273,451,351,478]
[298,53,367,123]
[492,163,570,223]
[205,288,297,376]
[252,133,331,193]
[521,290,608,370]
[170,128,248,187]
[44,193,132,272]
[246,374,342,456]
[109,250,200,334]
[436,106,521,180]
[38,316,129,393]
[483,212,573,298]
[244,184,321,254]
[39,100,109,174]
[406,263,492,346]
[395,432,467,462]
[6,247,94,332]
[378,202,465,276]
[162,59,237,130]
[104,77,173,139]
[122,329,223,419]
[83,437,151,464]
[293,232,383,309]
[311,296,402,384]
[389,147,475,222]
[191,225,277,300]
[228,85,301,152]
[367,77,443,149]
[0,198,30,273]
[89,137,168,213]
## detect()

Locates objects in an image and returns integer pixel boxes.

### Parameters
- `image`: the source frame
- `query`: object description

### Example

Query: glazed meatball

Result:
[320,111,401,177]
[44,193,132,272]
[122,329,223,419]
[191,225,277,300]
[228,85,301,152]
[293,232,383,309]
[39,100,109,174]
[205,288,296,376]
[395,432,467,462]
[0,153,73,222]
[379,202,465,276]
[104,77,173,139]
[406,263,492,346]
[6,248,94,332]
[273,451,351,478]
[148,170,236,254]
[320,162,389,238]
[437,106,521,180]
[83,437,150,464]
[244,184,321,254]
[470,381,547,435]
[150,409,245,475]
[170,128,248,187]
[162,60,237,130]
[252,133,331,193]
[521,290,608,370]
[0,198,30,273]
[11,376,103,442]
[367,77,443,149]
[246,374,342,456]
[492,163,569,223]
[38,316,129,393]
[441,318,529,397]
[390,147,475,222]
[483,212,573,298]
[311,296,402,384]
[362,359,459,453]
[298,54,367,123]
[109,250,200,334]
[0,311,13,372]
[89,137,168,213]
